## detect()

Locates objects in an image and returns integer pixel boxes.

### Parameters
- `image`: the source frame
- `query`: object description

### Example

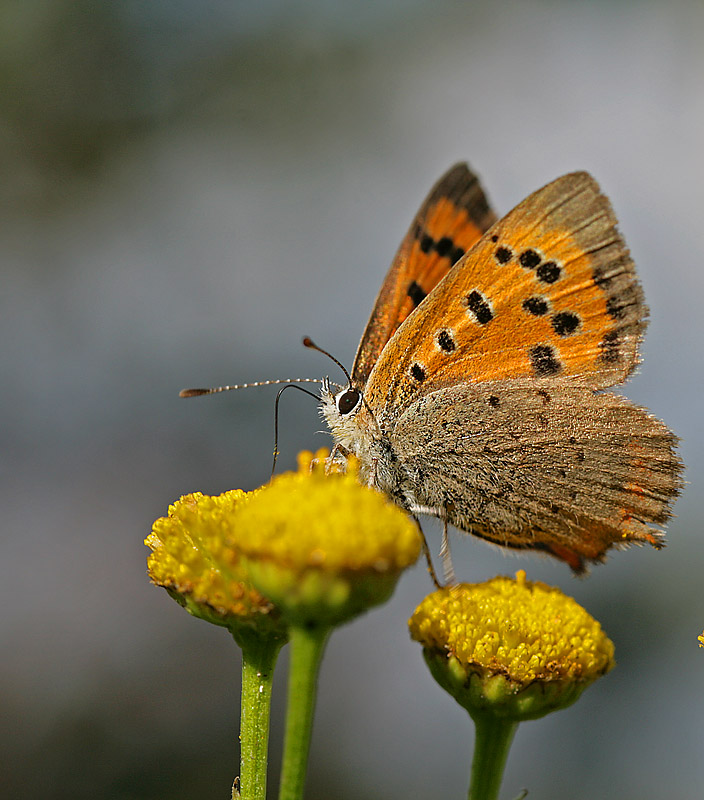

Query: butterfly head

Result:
[320,377,367,451]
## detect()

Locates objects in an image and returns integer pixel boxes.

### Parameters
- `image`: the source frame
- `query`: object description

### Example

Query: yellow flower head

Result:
[146,490,286,641]
[232,449,421,627]
[409,571,615,721]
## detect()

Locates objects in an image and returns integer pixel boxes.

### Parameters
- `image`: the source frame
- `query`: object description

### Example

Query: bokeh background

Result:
[2,1,702,798]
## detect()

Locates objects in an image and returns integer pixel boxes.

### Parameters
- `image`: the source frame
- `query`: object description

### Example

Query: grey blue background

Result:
[1,2,702,798]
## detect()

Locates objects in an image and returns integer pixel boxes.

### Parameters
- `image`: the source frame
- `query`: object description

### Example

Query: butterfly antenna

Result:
[179,377,321,398]
[302,337,353,387]
[271,383,320,476]
[303,337,384,436]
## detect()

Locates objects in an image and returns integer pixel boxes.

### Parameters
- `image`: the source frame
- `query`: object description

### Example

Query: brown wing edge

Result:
[507,171,648,386]
[351,163,496,387]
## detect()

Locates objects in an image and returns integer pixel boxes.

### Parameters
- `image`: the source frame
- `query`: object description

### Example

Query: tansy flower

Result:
[146,489,287,639]
[232,448,422,628]
[146,449,421,630]
[409,570,614,721]
[409,571,614,799]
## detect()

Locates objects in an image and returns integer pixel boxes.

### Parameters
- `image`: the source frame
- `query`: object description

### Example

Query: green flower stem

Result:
[468,712,518,800]
[234,629,286,800]
[278,624,332,800]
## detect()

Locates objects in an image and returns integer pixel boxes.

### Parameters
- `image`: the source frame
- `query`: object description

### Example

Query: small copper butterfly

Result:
[320,163,683,573]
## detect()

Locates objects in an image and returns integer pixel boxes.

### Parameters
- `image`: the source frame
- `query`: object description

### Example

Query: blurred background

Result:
[1,1,702,798]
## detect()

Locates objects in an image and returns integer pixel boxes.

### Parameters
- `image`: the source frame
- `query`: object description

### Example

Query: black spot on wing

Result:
[551,311,580,337]
[407,280,427,307]
[464,290,493,324]
[529,344,562,376]
[537,261,561,284]
[435,237,453,257]
[437,329,456,353]
[410,363,426,382]
[420,234,433,254]
[414,230,464,264]
[494,246,513,265]
[519,249,541,269]
[523,296,549,316]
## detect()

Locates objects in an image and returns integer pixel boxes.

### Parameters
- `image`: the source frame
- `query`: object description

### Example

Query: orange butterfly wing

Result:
[363,172,646,420]
[351,163,497,387]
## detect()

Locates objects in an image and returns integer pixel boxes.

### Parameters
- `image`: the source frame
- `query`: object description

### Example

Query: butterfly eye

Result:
[337,388,361,415]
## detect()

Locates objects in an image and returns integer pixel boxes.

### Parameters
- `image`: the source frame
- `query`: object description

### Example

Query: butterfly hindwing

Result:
[390,380,682,572]
[351,163,496,387]
[363,172,647,422]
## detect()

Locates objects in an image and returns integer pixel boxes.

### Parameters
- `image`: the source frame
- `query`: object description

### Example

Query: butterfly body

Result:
[322,164,682,573]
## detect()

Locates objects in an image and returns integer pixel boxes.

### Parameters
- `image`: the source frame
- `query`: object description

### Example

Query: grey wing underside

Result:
[389,380,682,572]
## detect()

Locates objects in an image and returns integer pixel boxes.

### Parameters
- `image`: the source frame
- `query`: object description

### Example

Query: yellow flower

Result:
[147,449,420,633]
[698,631,704,648]
[409,571,614,721]
[146,490,285,639]
[232,449,422,627]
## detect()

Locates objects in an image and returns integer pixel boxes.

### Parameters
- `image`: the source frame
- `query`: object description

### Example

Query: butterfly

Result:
[320,163,683,573]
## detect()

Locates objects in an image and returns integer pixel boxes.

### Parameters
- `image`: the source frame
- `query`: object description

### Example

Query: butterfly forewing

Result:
[362,172,647,421]
[351,163,496,387]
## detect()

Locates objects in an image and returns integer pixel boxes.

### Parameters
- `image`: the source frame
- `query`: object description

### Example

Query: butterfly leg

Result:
[323,443,349,474]
[408,503,444,517]
[439,515,457,587]
[407,503,456,587]
[412,516,442,590]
